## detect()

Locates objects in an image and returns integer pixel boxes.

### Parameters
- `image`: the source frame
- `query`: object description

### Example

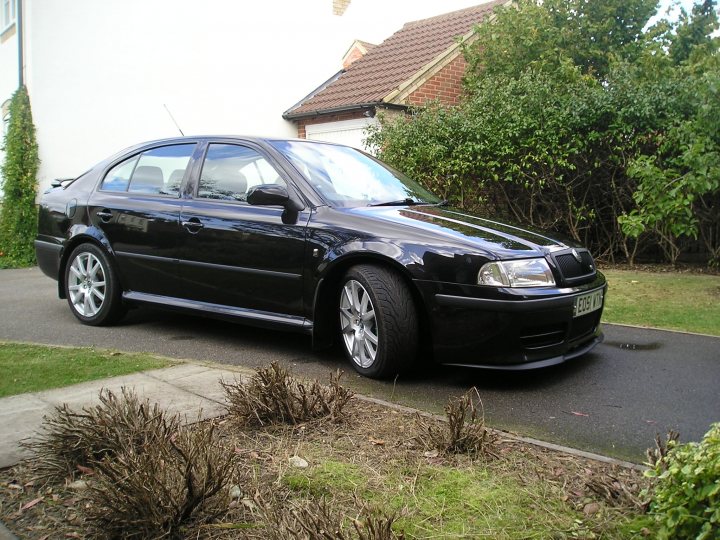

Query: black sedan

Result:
[35,137,606,378]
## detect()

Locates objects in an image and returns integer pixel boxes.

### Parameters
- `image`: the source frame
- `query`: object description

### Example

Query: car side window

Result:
[101,156,138,192]
[128,144,195,195]
[198,144,286,202]
[100,144,195,195]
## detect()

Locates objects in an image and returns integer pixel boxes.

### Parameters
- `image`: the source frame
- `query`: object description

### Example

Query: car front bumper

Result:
[414,275,607,369]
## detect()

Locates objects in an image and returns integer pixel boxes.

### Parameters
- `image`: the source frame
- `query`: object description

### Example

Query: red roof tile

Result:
[285,1,505,118]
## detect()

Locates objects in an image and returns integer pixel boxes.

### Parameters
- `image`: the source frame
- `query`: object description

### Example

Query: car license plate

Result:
[573,289,603,318]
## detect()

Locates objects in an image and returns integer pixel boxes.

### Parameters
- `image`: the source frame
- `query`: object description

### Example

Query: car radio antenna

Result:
[163,103,185,136]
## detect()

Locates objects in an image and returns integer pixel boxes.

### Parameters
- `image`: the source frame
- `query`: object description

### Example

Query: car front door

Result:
[87,143,198,297]
[177,142,310,321]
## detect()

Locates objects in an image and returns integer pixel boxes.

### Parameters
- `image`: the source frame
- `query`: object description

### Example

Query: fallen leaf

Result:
[76,464,95,475]
[20,497,43,511]
[369,437,385,446]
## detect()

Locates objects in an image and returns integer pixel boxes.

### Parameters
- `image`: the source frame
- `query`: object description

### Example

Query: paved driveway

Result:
[1,267,718,461]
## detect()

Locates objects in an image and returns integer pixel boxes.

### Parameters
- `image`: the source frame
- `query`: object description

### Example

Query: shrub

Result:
[259,498,403,540]
[222,363,353,427]
[85,420,235,539]
[26,387,180,482]
[646,423,720,539]
[415,387,497,458]
[0,85,39,268]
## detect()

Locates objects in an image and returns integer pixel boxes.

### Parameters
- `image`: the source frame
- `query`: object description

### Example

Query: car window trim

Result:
[95,141,199,198]
[190,140,295,207]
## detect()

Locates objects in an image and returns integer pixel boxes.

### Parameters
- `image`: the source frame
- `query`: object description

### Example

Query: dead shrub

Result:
[258,498,402,540]
[585,470,647,510]
[222,363,353,427]
[646,429,680,470]
[84,420,236,539]
[25,387,180,482]
[416,387,497,458]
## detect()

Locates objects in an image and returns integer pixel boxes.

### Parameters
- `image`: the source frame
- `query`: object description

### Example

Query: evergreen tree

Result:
[0,86,40,267]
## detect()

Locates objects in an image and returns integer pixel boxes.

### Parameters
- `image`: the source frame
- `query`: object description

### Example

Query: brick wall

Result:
[407,54,467,106]
[295,109,369,138]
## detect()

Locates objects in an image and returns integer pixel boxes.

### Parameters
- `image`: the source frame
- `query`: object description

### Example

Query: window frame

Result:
[97,142,197,198]
[194,142,287,206]
[1,0,16,34]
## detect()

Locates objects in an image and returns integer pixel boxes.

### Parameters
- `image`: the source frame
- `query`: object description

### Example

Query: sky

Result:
[341,0,708,47]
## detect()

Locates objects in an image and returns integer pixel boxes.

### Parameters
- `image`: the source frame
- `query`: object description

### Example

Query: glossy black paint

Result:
[36,136,606,370]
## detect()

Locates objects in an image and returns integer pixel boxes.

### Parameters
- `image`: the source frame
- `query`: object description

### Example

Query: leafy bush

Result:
[368,0,720,265]
[646,423,720,539]
[0,86,39,268]
[222,363,353,427]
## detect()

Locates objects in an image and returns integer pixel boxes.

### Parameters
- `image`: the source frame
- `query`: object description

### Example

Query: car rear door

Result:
[87,142,198,297]
[177,141,310,320]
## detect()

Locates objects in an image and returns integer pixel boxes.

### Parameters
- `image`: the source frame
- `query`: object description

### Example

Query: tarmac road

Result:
[1,267,718,462]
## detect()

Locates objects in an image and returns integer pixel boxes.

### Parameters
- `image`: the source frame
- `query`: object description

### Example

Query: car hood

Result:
[343,205,580,259]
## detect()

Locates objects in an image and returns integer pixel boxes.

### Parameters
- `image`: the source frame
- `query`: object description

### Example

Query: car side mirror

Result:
[247,184,304,212]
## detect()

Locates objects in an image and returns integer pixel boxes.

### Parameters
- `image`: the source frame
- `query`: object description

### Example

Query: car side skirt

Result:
[123,291,313,333]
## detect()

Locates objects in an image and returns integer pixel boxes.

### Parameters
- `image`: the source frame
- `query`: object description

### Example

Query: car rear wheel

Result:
[339,265,418,378]
[65,243,125,326]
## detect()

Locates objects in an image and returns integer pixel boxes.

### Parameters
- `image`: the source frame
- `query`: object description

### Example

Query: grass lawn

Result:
[0,342,175,397]
[601,269,720,336]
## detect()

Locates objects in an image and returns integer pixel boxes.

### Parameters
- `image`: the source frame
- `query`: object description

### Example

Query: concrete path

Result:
[0,363,243,469]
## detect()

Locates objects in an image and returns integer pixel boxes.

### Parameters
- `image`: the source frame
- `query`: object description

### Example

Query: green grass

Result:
[602,269,720,336]
[282,461,640,539]
[0,342,175,397]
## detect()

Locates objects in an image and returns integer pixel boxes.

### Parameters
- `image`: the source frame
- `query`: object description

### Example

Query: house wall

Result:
[0,0,398,193]
[407,54,467,106]
[0,23,19,172]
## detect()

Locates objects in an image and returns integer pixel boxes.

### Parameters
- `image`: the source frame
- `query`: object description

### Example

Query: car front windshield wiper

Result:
[368,198,429,207]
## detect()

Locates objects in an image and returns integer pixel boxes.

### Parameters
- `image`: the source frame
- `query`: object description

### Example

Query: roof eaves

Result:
[283,102,381,121]
[283,69,345,118]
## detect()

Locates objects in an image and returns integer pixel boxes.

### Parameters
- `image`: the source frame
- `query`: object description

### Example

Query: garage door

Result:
[305,118,379,152]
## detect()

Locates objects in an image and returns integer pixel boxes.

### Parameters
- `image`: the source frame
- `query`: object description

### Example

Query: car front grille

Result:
[569,312,601,342]
[553,250,596,285]
[520,323,566,349]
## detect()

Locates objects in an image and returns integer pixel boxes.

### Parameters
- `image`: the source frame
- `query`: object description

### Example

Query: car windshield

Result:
[270,140,440,208]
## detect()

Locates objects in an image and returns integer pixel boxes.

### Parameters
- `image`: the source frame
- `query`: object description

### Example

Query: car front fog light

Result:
[478,258,555,287]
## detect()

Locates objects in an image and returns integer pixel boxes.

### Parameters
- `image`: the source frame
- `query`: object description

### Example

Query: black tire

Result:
[64,243,126,326]
[338,264,419,378]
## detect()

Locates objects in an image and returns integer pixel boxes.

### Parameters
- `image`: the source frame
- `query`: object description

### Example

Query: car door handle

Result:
[96,209,113,222]
[182,218,204,232]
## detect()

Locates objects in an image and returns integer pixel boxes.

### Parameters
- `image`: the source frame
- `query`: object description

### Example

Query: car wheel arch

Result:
[310,253,432,355]
[58,231,121,299]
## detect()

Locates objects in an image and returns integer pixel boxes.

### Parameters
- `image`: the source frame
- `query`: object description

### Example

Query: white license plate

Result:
[573,289,603,318]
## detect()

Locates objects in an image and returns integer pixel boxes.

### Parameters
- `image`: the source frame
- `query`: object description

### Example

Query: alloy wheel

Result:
[67,252,107,317]
[339,279,378,368]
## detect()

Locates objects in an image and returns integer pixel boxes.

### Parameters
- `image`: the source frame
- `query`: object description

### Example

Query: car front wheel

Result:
[339,265,418,378]
[65,243,125,326]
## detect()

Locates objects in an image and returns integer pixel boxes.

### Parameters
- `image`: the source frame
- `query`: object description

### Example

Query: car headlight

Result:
[477,258,555,287]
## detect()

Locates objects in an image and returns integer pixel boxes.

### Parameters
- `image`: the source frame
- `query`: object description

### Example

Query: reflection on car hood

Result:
[344,205,579,256]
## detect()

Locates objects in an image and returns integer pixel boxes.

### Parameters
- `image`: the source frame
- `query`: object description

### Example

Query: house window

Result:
[1,0,16,33]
